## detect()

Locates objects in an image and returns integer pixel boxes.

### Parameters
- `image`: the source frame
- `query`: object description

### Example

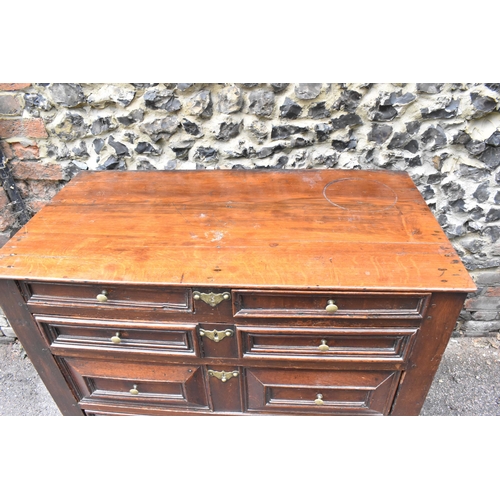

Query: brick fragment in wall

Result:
[1,142,40,160]
[0,118,48,138]
[0,84,30,91]
[0,203,17,231]
[0,94,23,115]
[10,162,67,181]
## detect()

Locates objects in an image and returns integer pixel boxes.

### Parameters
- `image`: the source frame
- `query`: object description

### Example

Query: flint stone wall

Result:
[0,82,499,339]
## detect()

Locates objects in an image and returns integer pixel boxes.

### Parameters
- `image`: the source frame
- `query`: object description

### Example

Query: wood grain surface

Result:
[0,170,476,292]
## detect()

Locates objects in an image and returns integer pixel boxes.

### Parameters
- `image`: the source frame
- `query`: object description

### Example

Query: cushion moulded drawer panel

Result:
[22,281,192,312]
[244,367,401,415]
[35,316,200,358]
[61,357,211,412]
[239,326,418,363]
[233,290,431,320]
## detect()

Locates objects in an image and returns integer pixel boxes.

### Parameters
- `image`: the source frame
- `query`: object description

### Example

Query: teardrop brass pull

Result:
[110,332,121,344]
[318,339,329,352]
[96,290,108,302]
[129,384,139,395]
[314,394,324,405]
[325,299,338,313]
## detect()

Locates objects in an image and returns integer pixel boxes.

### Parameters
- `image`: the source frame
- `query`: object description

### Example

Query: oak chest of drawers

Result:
[0,169,476,416]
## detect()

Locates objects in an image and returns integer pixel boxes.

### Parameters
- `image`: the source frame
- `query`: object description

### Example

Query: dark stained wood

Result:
[0,170,476,416]
[238,326,418,363]
[0,280,83,415]
[244,367,400,415]
[390,292,468,415]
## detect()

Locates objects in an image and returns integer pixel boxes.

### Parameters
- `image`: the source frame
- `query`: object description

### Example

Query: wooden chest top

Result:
[0,169,475,292]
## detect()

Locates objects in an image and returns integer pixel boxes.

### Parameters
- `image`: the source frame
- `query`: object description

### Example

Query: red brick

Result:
[1,141,40,160]
[0,84,30,91]
[0,94,23,115]
[0,118,47,139]
[0,189,10,208]
[0,232,12,247]
[10,161,66,181]
[26,199,48,214]
[0,205,16,231]
[485,287,500,297]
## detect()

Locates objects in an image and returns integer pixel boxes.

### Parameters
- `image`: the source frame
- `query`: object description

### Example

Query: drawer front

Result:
[61,357,210,412]
[23,281,192,313]
[244,368,400,415]
[239,326,418,362]
[233,290,430,320]
[35,316,200,358]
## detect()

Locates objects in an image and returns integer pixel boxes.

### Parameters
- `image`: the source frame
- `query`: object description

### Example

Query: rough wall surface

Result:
[0,82,499,340]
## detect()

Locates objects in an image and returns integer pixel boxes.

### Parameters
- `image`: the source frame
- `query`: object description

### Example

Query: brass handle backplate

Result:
[314,394,325,405]
[325,299,338,313]
[129,384,139,395]
[200,328,233,343]
[193,291,230,307]
[96,290,108,302]
[208,369,239,382]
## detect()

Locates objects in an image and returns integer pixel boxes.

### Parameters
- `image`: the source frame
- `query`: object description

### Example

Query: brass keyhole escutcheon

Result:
[208,370,239,382]
[199,328,233,343]
[193,291,231,307]
[129,384,139,395]
[110,332,121,344]
[96,290,108,302]
[315,394,324,405]
[318,339,329,352]
[325,299,338,313]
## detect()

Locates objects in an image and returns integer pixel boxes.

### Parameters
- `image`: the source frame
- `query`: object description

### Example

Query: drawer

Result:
[239,326,418,362]
[233,290,430,320]
[244,368,400,415]
[22,281,192,313]
[35,316,200,358]
[60,357,210,413]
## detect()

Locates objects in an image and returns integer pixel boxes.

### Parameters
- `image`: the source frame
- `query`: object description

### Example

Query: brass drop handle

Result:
[318,339,329,352]
[325,299,338,313]
[110,332,121,344]
[96,290,108,302]
[129,384,139,395]
[314,394,325,405]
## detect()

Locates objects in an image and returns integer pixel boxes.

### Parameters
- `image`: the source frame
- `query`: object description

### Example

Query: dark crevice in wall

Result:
[0,146,30,229]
